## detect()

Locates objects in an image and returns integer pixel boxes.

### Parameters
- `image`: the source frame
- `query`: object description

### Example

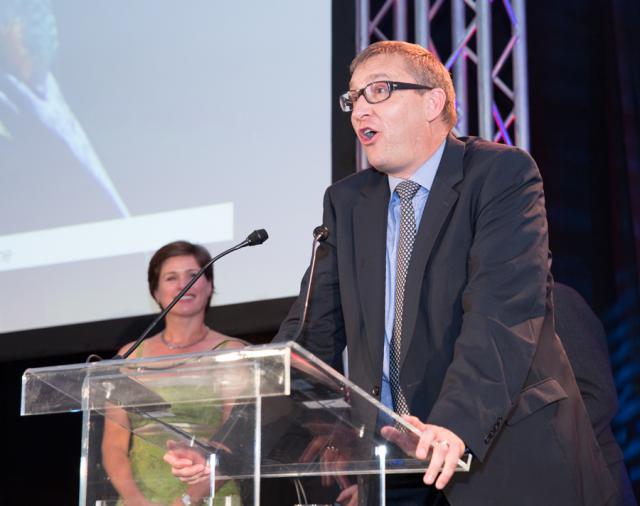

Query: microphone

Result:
[114,229,269,360]
[246,228,268,246]
[313,225,329,242]
[290,225,329,343]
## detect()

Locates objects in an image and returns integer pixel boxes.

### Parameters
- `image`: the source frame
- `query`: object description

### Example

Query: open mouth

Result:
[359,127,378,144]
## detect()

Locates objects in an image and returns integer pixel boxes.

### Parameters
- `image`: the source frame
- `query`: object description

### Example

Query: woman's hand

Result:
[163,440,210,484]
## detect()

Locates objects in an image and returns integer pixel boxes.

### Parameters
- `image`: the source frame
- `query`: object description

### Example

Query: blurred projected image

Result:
[0,0,128,235]
[0,0,330,333]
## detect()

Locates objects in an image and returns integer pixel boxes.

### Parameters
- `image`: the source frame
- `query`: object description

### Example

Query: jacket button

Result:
[371,385,380,396]
[484,435,491,444]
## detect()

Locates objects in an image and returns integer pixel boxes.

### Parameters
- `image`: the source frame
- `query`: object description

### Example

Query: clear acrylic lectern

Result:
[22,341,469,505]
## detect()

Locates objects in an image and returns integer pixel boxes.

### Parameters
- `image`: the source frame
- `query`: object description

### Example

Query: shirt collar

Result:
[388,138,447,195]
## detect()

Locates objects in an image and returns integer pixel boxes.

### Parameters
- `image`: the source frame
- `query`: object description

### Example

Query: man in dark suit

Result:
[165,41,616,505]
[273,41,614,505]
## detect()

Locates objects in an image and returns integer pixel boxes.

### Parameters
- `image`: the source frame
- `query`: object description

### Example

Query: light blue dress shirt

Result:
[381,139,447,413]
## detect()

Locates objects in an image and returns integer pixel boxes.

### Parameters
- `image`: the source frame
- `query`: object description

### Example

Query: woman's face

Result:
[154,255,212,317]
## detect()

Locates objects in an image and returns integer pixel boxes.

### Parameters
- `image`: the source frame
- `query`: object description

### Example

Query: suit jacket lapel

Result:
[400,135,465,367]
[353,172,389,377]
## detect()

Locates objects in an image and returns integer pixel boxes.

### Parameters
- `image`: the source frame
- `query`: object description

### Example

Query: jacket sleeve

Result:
[426,147,550,461]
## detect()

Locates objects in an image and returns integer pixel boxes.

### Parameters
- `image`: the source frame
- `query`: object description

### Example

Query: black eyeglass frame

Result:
[339,80,433,112]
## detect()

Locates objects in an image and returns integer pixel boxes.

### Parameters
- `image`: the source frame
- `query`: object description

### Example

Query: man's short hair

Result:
[350,41,457,129]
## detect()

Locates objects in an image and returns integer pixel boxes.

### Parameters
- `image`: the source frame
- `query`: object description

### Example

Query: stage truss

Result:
[354,0,529,169]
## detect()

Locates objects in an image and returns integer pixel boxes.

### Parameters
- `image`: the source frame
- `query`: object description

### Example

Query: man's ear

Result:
[425,88,446,122]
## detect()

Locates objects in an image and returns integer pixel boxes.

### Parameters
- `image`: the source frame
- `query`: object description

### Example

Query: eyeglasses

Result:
[339,80,433,112]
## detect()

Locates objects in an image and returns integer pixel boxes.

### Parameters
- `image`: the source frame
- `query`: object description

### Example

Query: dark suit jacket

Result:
[554,282,636,506]
[276,135,615,505]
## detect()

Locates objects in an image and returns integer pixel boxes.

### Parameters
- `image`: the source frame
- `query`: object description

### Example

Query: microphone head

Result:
[247,229,269,246]
[313,225,329,242]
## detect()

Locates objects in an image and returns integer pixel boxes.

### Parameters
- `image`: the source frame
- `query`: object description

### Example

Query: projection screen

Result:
[0,1,332,334]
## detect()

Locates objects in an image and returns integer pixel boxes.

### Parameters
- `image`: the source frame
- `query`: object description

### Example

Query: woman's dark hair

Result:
[148,241,213,308]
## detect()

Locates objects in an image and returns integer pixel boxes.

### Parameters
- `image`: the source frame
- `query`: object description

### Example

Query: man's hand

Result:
[299,422,357,489]
[299,435,353,490]
[336,483,358,506]
[381,415,465,490]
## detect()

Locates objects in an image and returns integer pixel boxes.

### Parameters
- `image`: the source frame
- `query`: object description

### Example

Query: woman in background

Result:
[102,240,246,506]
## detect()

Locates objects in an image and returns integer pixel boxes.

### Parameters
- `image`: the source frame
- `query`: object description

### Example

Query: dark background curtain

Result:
[528,0,640,494]
[1,1,639,503]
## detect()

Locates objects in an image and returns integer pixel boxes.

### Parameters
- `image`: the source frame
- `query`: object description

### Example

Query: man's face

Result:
[349,54,437,178]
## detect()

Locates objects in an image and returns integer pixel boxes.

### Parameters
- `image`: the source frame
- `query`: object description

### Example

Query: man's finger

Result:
[336,484,358,504]
[423,439,448,485]
[415,427,436,460]
[299,436,328,463]
[401,414,426,431]
[335,474,351,491]
[435,441,461,489]
[380,425,419,456]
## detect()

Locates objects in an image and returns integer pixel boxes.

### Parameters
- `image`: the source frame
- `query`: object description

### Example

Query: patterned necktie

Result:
[390,180,421,415]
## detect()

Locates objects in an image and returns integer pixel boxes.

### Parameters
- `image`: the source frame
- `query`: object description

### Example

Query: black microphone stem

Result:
[291,226,329,342]
[114,230,267,360]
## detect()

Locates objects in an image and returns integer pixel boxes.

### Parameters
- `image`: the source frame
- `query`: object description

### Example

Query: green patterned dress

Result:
[117,340,243,506]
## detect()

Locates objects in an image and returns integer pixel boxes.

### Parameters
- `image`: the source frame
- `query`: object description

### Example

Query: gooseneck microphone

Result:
[114,229,269,360]
[290,225,329,343]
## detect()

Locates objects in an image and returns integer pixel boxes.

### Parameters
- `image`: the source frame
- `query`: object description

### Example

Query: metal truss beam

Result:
[354,0,530,170]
